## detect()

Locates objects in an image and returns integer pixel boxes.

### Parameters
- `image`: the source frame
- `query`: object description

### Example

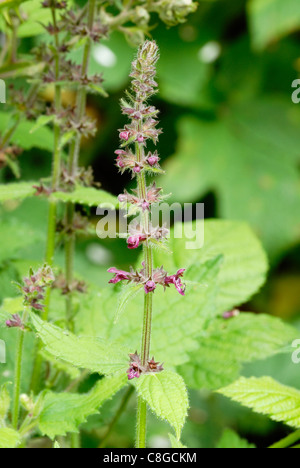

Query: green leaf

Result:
[179,313,298,390]
[218,377,300,429]
[134,371,188,439]
[0,427,20,448]
[0,0,28,10]
[157,27,210,108]
[0,219,42,264]
[154,219,268,313]
[38,373,128,439]
[160,99,300,260]
[0,182,36,203]
[52,187,118,208]
[169,433,187,448]
[75,257,220,368]
[0,112,54,152]
[39,350,81,380]
[248,0,300,50]
[216,428,256,448]
[30,313,128,375]
[0,384,10,425]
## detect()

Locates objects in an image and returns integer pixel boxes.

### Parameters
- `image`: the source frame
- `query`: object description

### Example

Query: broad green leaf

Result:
[38,373,127,439]
[0,182,36,203]
[52,187,118,208]
[179,313,298,390]
[160,99,300,260]
[75,257,220,367]
[248,0,300,50]
[0,384,10,425]
[0,112,54,152]
[0,219,42,264]
[169,433,187,448]
[134,371,189,439]
[218,377,300,429]
[30,313,128,375]
[216,428,255,448]
[0,427,20,448]
[154,219,268,313]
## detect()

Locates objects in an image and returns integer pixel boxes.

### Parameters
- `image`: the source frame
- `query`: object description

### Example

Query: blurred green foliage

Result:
[0,0,300,449]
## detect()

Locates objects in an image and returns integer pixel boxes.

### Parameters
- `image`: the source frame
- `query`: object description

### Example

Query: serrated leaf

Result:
[134,371,188,439]
[216,428,256,448]
[0,112,54,152]
[38,373,128,439]
[248,0,300,50]
[154,219,268,313]
[218,377,300,429]
[0,427,20,448]
[52,187,118,208]
[30,313,128,375]
[169,433,187,448]
[0,182,36,203]
[179,313,298,390]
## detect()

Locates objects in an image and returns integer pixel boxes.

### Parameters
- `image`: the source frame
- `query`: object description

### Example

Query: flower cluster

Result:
[16,265,55,311]
[108,265,185,296]
[127,352,164,380]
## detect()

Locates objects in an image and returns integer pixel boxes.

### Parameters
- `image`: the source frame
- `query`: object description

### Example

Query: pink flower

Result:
[164,269,186,296]
[147,155,159,166]
[137,134,144,143]
[144,280,156,294]
[127,235,147,249]
[116,156,125,168]
[127,369,140,380]
[141,201,150,211]
[133,164,141,173]
[108,267,131,284]
[120,131,130,141]
[6,314,24,329]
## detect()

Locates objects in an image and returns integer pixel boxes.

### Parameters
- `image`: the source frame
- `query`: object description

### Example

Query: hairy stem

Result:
[12,307,29,429]
[135,134,153,447]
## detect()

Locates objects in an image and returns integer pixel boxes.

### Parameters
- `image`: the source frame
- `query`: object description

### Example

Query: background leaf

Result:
[218,377,300,428]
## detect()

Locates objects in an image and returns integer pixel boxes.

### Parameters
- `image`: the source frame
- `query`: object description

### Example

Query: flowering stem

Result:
[64,0,96,327]
[30,6,62,393]
[12,307,29,429]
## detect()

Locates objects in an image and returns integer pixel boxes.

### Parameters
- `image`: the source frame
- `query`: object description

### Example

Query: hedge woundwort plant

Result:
[108,40,186,448]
